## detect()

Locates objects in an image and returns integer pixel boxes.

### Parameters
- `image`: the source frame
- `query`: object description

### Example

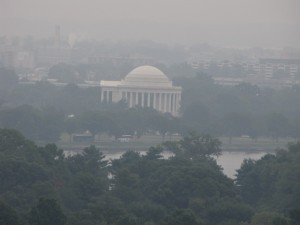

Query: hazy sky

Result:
[2,0,300,47]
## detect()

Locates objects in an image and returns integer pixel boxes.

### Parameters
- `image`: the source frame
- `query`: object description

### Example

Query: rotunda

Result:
[122,66,172,87]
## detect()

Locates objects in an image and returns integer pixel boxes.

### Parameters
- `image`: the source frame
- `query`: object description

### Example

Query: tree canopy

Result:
[0,128,298,224]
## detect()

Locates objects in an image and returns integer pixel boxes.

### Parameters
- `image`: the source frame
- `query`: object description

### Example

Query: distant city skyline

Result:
[1,0,300,48]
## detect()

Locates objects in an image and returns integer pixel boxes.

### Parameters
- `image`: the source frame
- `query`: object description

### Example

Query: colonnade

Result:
[124,91,180,115]
[101,90,112,103]
[101,89,181,116]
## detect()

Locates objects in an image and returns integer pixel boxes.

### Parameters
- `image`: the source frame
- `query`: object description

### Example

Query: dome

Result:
[122,65,172,87]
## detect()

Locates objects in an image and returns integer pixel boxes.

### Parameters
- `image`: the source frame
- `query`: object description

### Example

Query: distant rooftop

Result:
[259,58,300,65]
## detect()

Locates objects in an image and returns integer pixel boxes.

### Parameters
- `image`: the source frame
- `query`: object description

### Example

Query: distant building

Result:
[100,65,182,116]
[117,134,133,142]
[88,55,154,67]
[0,49,35,69]
[258,58,300,78]
[72,131,94,142]
[0,50,15,67]
[36,47,71,66]
[35,26,72,67]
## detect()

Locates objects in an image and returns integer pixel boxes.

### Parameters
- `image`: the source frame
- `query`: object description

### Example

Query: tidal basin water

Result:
[215,151,267,178]
[102,150,268,179]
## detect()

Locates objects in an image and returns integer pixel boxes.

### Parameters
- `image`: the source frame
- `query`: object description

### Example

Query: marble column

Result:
[157,93,161,111]
[159,93,163,112]
[147,92,151,107]
[159,93,163,111]
[176,93,180,113]
[170,93,173,114]
[130,92,133,107]
[103,91,108,102]
[109,91,112,102]
[165,93,169,112]
[153,93,156,109]
[135,92,139,106]
[168,93,171,113]
[164,93,167,112]
[161,93,164,112]
[172,93,176,115]
[141,92,144,107]
[168,94,171,112]
[101,90,104,102]
[132,92,135,107]
[127,92,130,107]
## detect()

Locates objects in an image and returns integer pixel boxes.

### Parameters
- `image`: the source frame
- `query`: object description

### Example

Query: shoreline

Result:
[35,135,294,155]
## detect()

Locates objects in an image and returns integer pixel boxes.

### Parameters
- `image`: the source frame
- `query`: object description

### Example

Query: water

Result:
[64,149,269,179]
[102,150,268,179]
[215,151,268,178]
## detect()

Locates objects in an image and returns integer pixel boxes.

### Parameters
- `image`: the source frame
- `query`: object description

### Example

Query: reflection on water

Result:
[103,151,269,179]
[215,151,268,178]
[65,150,270,179]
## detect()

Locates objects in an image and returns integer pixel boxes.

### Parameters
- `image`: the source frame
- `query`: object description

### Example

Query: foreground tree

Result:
[29,198,67,225]
[236,142,300,211]
[162,209,202,225]
[109,134,250,225]
[249,212,288,225]
[289,209,300,225]
[163,131,221,158]
[0,201,19,225]
[1,128,300,225]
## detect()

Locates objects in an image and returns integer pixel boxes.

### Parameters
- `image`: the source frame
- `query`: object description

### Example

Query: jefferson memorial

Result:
[100,65,182,116]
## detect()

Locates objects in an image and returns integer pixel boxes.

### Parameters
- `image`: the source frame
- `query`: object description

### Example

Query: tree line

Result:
[0,104,180,142]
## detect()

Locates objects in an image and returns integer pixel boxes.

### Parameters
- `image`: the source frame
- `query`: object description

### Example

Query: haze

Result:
[2,0,300,47]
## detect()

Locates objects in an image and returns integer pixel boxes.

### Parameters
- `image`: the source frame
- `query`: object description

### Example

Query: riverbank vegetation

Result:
[0,128,299,225]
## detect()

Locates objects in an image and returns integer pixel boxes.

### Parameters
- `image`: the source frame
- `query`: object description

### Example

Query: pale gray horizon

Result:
[1,0,300,48]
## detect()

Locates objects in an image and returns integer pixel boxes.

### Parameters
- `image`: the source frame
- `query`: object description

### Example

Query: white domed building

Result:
[100,65,182,116]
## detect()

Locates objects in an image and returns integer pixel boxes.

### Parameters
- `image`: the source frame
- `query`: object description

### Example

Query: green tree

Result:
[38,107,64,142]
[0,201,20,225]
[0,105,41,140]
[265,113,290,141]
[250,212,288,225]
[162,209,201,225]
[0,68,18,99]
[29,198,67,225]
[39,143,65,165]
[0,129,27,152]
[79,111,118,137]
[289,209,300,225]
[221,112,254,142]
[206,199,253,225]
[178,132,222,158]
[236,142,300,210]
[48,63,81,83]
[182,101,214,134]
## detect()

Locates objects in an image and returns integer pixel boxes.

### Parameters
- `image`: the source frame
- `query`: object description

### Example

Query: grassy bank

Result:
[53,134,297,154]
